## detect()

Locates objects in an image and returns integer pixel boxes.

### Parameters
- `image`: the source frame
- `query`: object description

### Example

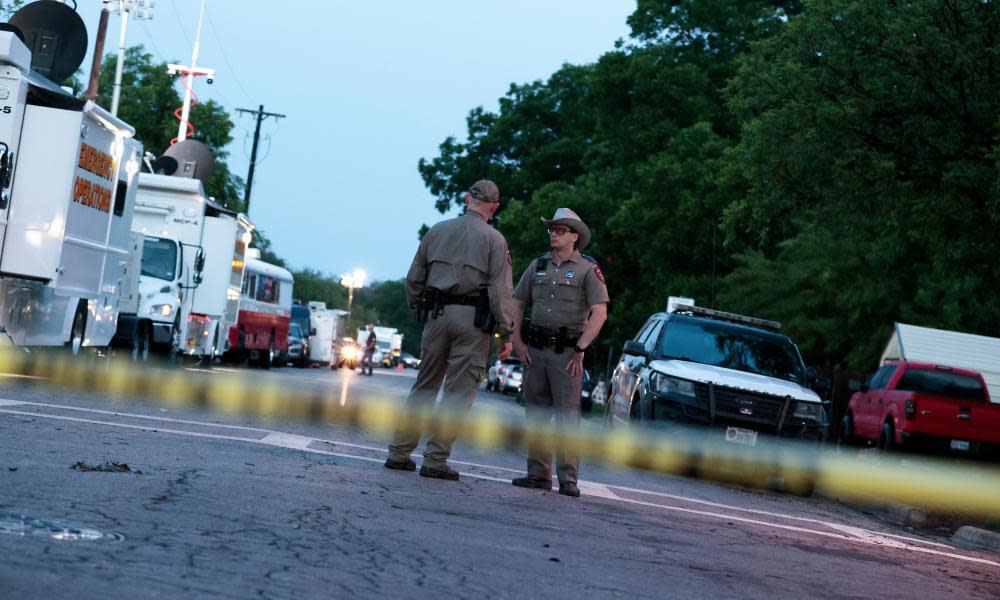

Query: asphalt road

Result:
[1,362,998,599]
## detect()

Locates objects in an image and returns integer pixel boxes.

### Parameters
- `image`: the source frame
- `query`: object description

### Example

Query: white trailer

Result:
[123,173,248,362]
[0,31,141,351]
[307,302,347,367]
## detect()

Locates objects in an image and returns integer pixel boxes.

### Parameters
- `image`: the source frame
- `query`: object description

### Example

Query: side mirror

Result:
[310,328,317,336]
[192,249,205,285]
[623,340,647,358]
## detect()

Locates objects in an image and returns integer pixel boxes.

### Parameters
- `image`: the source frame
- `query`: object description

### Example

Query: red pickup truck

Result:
[840,361,1000,457]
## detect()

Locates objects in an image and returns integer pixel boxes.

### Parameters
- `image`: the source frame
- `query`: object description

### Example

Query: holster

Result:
[473,296,496,333]
[415,288,441,323]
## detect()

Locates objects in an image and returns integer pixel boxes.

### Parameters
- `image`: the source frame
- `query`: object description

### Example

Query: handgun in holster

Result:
[415,288,442,323]
[473,296,496,333]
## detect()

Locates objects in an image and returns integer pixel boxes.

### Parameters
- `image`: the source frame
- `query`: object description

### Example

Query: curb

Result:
[952,526,1000,552]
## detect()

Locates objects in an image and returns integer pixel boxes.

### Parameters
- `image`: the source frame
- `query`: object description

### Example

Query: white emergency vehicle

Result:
[0,24,141,352]
[118,173,250,363]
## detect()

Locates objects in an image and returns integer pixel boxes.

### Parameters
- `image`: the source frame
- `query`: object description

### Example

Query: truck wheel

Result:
[878,421,895,452]
[66,303,87,356]
[131,322,151,362]
[836,413,856,449]
[260,339,274,370]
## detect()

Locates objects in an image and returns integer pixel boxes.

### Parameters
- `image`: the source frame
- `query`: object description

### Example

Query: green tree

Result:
[724,0,1000,368]
[96,46,244,211]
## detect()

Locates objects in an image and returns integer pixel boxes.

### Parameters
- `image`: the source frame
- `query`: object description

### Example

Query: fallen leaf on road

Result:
[549,557,560,563]
[7,467,16,472]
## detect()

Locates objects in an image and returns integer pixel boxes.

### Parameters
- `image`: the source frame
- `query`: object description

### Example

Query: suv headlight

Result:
[793,401,825,423]
[652,373,695,399]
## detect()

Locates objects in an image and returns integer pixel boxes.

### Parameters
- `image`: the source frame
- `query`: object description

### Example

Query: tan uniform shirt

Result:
[405,212,516,337]
[513,250,610,333]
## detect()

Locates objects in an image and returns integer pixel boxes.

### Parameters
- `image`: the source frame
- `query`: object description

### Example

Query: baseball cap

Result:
[469,179,500,203]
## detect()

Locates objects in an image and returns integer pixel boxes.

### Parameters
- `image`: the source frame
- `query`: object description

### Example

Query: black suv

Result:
[605,305,827,445]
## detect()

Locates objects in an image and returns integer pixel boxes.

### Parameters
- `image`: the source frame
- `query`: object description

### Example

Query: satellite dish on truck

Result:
[162,140,215,186]
[9,0,88,83]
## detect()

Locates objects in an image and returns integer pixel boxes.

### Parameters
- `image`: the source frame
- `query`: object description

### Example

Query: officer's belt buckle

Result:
[544,336,559,350]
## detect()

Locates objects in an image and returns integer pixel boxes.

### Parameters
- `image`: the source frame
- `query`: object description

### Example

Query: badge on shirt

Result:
[565,271,575,278]
[594,266,605,285]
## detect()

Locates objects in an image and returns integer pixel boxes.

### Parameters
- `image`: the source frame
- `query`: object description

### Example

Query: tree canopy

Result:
[418,0,1000,373]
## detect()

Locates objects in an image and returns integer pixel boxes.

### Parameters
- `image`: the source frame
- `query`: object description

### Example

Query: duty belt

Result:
[523,323,580,353]
[417,289,488,322]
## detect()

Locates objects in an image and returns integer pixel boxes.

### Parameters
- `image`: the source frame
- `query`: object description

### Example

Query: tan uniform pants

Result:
[522,346,583,484]
[388,305,488,469]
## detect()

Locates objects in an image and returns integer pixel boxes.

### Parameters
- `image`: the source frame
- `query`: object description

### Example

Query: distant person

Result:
[385,179,516,481]
[510,208,609,498]
[362,325,376,376]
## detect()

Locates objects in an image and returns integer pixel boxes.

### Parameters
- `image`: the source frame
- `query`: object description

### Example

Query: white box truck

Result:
[120,173,250,362]
[0,29,141,352]
[307,302,347,367]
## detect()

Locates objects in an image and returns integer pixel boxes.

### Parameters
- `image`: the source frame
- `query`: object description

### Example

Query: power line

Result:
[204,7,253,103]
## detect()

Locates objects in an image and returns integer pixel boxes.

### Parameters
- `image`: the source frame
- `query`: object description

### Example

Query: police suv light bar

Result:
[672,304,782,332]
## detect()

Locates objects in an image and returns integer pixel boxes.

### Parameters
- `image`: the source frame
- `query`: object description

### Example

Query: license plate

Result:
[950,439,971,452]
[725,426,758,446]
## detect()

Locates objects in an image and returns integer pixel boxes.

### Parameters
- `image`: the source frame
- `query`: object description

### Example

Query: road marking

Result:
[1,399,996,568]
[261,432,313,450]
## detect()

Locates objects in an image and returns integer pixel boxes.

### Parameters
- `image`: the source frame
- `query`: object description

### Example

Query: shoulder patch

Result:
[506,251,512,266]
[593,266,606,285]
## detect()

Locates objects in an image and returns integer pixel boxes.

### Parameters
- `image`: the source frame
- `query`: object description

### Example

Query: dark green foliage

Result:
[417,1,1000,373]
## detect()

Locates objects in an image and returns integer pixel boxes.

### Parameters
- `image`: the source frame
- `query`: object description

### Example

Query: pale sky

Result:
[76,0,635,282]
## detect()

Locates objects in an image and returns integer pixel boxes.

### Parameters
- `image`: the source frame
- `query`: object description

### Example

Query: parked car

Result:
[286,322,307,367]
[839,361,1000,457]
[499,364,524,395]
[487,358,521,391]
[580,370,595,414]
[400,352,421,369]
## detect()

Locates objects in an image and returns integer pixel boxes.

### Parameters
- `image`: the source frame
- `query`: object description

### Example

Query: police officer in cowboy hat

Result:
[510,208,609,497]
[384,179,516,481]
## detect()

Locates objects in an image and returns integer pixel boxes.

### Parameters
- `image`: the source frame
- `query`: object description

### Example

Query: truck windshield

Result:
[897,369,987,402]
[141,237,178,281]
[658,319,806,384]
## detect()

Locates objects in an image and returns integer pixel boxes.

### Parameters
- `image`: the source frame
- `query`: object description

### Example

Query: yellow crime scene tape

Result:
[2,348,999,518]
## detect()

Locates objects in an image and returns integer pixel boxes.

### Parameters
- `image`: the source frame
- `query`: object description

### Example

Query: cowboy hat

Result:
[540,208,591,250]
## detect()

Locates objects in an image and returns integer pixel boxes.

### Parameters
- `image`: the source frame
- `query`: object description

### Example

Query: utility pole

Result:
[235,105,286,215]
[167,0,214,143]
[110,0,155,116]
[85,1,111,101]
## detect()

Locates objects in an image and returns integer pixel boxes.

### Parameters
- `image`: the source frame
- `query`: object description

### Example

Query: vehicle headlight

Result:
[653,373,695,399]
[150,303,173,317]
[793,401,825,423]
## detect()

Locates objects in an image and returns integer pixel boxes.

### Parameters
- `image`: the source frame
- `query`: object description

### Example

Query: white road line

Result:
[1,401,995,568]
[261,432,313,450]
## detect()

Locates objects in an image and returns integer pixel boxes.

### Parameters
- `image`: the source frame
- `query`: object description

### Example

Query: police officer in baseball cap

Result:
[385,179,516,481]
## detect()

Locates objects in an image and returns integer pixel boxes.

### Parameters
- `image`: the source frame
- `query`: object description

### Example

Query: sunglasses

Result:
[547,226,574,236]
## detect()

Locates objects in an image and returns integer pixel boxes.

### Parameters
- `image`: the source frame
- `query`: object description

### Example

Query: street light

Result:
[110,0,155,116]
[340,269,366,316]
